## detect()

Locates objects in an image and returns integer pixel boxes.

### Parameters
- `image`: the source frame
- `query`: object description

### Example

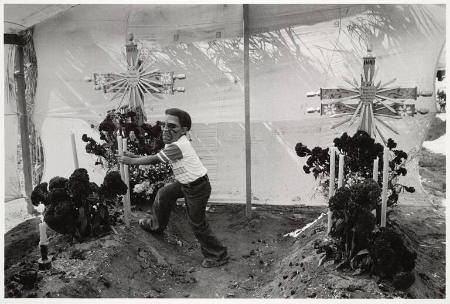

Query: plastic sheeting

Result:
[5,4,445,206]
[31,4,245,203]
[248,4,445,204]
[4,45,23,202]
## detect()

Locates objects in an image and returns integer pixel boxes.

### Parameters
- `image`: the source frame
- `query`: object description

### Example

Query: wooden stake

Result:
[70,131,79,169]
[122,138,131,227]
[337,153,345,188]
[372,157,379,181]
[381,148,389,227]
[327,147,336,234]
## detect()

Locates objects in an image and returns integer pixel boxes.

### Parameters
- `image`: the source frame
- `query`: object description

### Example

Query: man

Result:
[117,108,229,268]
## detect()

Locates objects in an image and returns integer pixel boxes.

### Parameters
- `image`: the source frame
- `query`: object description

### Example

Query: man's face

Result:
[162,114,186,144]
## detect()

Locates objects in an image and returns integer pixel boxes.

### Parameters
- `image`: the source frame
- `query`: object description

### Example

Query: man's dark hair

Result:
[165,108,192,131]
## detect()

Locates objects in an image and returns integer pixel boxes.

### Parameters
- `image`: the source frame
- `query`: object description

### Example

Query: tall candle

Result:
[373,157,379,181]
[381,148,389,227]
[328,147,336,234]
[117,135,125,180]
[70,131,79,169]
[337,154,345,188]
[39,222,48,244]
[122,138,131,227]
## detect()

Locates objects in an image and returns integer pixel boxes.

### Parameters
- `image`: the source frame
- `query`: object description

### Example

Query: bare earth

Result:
[4,115,445,298]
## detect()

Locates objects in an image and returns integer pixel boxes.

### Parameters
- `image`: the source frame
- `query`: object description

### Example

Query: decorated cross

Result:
[307,48,432,144]
[89,33,186,125]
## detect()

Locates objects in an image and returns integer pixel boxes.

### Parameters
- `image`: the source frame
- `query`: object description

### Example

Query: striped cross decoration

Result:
[307,47,432,145]
[88,33,186,125]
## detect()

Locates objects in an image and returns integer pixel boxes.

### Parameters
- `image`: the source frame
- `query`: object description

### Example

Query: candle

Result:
[373,157,379,181]
[328,147,336,234]
[39,222,48,244]
[117,135,125,180]
[381,148,389,227]
[122,138,131,227]
[337,153,345,188]
[70,131,79,169]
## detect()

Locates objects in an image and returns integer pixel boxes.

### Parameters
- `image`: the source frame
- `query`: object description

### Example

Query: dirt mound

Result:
[4,198,445,298]
[4,203,323,298]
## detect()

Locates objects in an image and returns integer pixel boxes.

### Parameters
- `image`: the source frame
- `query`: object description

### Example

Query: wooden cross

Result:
[307,48,432,144]
[90,33,186,125]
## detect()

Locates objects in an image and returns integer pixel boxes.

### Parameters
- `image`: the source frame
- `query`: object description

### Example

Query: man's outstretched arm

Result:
[117,154,161,165]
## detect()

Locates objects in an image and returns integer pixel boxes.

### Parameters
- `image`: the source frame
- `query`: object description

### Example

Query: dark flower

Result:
[99,118,116,134]
[31,182,48,206]
[295,143,311,157]
[67,168,91,205]
[370,228,416,278]
[398,167,407,176]
[47,188,70,204]
[82,134,89,142]
[150,124,162,138]
[100,171,128,198]
[48,176,68,191]
[404,186,415,193]
[44,199,78,235]
[387,138,397,150]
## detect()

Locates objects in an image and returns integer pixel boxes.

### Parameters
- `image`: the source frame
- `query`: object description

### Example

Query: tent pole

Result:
[243,4,252,218]
[15,43,34,214]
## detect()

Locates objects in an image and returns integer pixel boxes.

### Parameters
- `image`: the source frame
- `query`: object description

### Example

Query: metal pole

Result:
[243,4,252,218]
[15,44,34,214]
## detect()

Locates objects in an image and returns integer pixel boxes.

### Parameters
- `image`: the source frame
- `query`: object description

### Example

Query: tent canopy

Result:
[4,4,445,204]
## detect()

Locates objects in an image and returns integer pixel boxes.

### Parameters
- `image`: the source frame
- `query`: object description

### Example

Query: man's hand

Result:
[116,155,134,165]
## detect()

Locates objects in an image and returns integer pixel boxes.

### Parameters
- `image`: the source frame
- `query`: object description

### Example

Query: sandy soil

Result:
[4,193,445,299]
[4,204,324,298]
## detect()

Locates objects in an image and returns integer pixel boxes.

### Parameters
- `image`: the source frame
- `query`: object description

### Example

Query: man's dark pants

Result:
[146,176,227,261]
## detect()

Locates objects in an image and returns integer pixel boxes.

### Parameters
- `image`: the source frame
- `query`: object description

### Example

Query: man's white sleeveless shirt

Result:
[156,135,207,184]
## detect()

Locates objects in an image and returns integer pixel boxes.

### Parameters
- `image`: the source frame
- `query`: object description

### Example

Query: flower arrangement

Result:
[295,130,415,207]
[301,131,417,289]
[31,169,128,240]
[314,179,417,289]
[82,107,174,204]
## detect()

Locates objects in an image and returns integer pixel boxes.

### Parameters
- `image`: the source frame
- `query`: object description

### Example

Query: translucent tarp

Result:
[4,4,445,206]
[30,4,245,203]
[248,4,445,204]
[4,45,23,202]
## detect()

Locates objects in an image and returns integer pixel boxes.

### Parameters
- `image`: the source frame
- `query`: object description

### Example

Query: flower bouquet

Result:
[295,130,414,207]
[82,107,174,204]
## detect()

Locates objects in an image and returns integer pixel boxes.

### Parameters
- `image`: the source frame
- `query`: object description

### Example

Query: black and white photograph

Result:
[2,2,447,300]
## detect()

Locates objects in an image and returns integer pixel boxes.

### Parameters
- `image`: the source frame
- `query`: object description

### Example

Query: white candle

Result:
[337,153,345,188]
[117,135,125,180]
[39,222,48,244]
[381,148,389,227]
[328,147,336,234]
[70,131,79,169]
[373,157,379,181]
[122,138,131,227]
